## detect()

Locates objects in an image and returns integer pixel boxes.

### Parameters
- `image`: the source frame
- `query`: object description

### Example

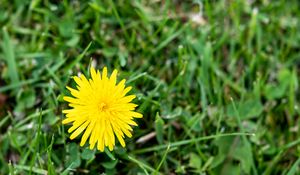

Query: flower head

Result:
[62,67,142,151]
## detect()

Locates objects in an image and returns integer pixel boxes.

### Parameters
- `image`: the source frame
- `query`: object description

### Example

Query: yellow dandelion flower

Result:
[62,67,142,152]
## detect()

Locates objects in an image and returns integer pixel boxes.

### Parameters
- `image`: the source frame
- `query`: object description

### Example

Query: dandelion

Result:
[62,67,142,151]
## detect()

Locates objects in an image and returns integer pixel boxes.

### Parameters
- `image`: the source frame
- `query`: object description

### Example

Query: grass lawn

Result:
[0,0,300,174]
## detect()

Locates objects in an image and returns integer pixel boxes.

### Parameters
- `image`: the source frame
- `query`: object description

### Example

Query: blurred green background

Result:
[0,0,300,174]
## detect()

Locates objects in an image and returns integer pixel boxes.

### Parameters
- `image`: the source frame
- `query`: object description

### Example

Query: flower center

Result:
[98,102,108,112]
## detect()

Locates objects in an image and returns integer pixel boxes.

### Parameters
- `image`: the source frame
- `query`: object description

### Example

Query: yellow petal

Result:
[73,76,83,87]
[106,119,115,150]
[115,79,126,94]
[123,129,132,138]
[129,111,143,118]
[109,69,118,85]
[109,103,138,111]
[62,109,73,114]
[116,133,126,147]
[97,137,105,152]
[66,86,80,97]
[63,96,77,103]
[89,125,98,149]
[68,117,86,133]
[70,120,90,140]
[127,120,138,126]
[90,67,97,79]
[62,117,76,124]
[97,119,105,151]
[80,120,96,146]
[121,86,132,97]
[118,95,136,103]
[102,67,108,80]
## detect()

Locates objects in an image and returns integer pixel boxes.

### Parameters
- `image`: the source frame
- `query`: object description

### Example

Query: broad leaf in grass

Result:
[102,159,118,169]
[188,153,202,171]
[226,98,263,120]
[66,143,81,169]
[81,148,95,160]
[212,136,252,174]
[264,69,291,100]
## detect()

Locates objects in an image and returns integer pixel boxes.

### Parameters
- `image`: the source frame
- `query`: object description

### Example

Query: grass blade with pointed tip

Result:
[65,42,92,72]
[286,157,300,175]
[1,28,19,84]
[134,132,253,154]
[155,112,164,144]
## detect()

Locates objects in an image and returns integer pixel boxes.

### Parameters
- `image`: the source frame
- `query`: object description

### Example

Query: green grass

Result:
[0,0,300,174]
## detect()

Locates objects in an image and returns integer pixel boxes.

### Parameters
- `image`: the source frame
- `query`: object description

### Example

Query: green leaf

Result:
[210,154,226,169]
[264,84,287,100]
[163,107,182,119]
[118,52,127,67]
[232,140,252,174]
[57,94,64,102]
[187,113,202,132]
[66,35,80,47]
[102,47,118,58]
[264,69,291,100]
[10,132,27,148]
[81,148,95,160]
[102,159,118,169]
[66,143,81,169]
[226,98,263,120]
[212,136,252,174]
[88,2,106,13]
[29,0,41,10]
[188,153,202,170]
[15,89,36,112]
[58,18,76,38]
[155,112,164,144]
[212,136,235,168]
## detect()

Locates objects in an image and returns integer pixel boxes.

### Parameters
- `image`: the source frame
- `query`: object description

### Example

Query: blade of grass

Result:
[29,109,43,175]
[104,148,116,161]
[264,138,300,175]
[107,0,129,40]
[128,155,158,175]
[127,72,147,84]
[286,157,300,175]
[15,109,53,128]
[8,162,15,175]
[1,27,20,84]
[0,114,10,128]
[231,98,257,175]
[14,165,47,175]
[0,78,38,93]
[263,150,284,175]
[47,135,55,175]
[134,132,253,154]
[61,163,75,175]
[152,23,187,54]
[155,144,170,174]
[282,137,300,150]
[64,42,92,72]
